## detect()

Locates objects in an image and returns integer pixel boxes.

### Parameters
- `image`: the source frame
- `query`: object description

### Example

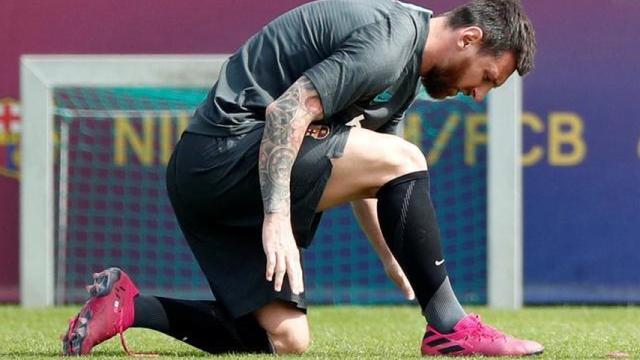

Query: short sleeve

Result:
[375,83,421,135]
[376,115,403,135]
[304,13,417,119]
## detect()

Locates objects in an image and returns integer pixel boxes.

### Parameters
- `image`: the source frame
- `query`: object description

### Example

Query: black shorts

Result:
[166,122,351,318]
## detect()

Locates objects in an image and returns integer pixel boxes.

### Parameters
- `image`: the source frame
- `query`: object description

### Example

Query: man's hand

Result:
[351,198,415,301]
[382,255,415,301]
[262,213,304,294]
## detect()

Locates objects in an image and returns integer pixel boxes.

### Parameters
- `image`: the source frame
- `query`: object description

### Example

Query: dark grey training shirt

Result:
[187,0,432,136]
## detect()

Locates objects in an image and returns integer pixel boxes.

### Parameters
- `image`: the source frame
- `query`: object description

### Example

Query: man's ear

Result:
[458,26,484,49]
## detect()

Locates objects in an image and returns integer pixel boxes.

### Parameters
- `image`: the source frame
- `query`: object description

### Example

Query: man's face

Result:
[421,50,517,102]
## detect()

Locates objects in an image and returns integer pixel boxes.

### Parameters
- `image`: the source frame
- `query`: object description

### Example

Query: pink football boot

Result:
[62,267,139,355]
[421,313,544,357]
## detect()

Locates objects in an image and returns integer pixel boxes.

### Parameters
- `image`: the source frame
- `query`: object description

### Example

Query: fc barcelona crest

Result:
[305,124,330,140]
[0,98,20,179]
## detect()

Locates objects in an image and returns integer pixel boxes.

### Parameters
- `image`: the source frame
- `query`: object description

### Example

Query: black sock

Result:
[376,171,466,333]
[133,295,273,354]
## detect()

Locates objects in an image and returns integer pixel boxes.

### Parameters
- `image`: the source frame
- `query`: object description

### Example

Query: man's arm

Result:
[259,76,323,294]
[351,198,415,300]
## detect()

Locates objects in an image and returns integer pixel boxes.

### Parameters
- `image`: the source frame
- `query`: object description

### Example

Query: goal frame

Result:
[19,55,522,309]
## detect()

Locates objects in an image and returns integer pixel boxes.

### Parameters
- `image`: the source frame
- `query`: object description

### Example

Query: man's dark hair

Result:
[444,0,536,76]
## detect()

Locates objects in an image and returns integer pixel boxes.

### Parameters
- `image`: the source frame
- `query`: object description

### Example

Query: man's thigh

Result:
[317,127,425,211]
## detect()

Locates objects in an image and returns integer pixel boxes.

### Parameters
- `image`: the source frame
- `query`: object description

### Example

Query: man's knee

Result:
[268,323,310,354]
[254,301,310,354]
[384,137,428,177]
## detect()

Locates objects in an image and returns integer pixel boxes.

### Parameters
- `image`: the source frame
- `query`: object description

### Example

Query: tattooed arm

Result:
[259,76,324,294]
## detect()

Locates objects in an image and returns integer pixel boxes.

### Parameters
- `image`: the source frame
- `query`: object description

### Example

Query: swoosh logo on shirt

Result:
[373,90,393,103]
[435,259,445,266]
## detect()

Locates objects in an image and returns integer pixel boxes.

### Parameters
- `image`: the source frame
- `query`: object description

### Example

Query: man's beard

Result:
[421,61,467,99]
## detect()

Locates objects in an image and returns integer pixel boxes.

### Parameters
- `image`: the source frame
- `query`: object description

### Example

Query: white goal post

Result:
[20,55,522,309]
[488,75,523,309]
[19,55,228,307]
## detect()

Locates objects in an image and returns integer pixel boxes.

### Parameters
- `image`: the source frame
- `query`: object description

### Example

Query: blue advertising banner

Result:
[519,0,640,303]
[1,0,639,304]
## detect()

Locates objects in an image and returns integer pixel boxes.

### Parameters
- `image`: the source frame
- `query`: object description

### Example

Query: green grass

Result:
[0,305,639,359]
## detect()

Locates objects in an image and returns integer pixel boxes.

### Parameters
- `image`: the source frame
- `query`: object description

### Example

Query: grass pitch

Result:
[0,305,638,359]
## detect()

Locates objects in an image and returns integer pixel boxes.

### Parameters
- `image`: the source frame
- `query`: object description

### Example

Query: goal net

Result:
[21,56,521,307]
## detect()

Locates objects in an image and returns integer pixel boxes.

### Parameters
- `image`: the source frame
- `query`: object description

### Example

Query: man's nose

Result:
[472,87,489,103]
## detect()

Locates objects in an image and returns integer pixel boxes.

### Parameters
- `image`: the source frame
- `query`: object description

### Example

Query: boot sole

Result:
[61,268,123,355]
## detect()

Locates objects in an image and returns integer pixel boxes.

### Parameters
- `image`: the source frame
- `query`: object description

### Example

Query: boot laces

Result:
[464,314,507,342]
[114,288,158,358]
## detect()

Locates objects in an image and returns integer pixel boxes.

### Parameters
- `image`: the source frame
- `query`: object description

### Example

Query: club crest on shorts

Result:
[305,124,330,140]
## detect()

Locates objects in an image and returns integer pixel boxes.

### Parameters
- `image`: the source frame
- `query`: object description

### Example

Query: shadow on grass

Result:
[0,351,63,358]
[0,350,211,358]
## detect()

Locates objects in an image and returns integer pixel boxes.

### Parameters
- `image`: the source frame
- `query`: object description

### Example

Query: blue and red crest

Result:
[0,98,20,179]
